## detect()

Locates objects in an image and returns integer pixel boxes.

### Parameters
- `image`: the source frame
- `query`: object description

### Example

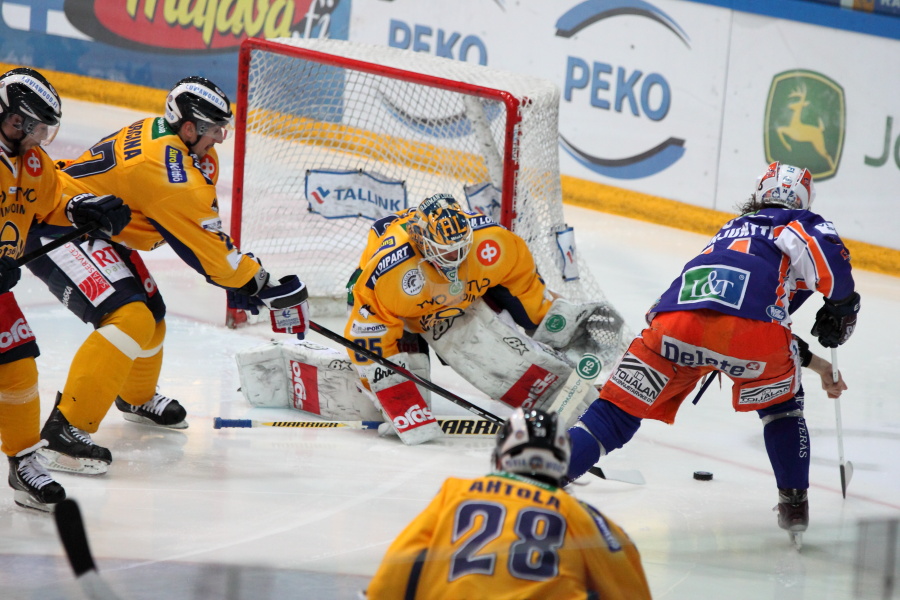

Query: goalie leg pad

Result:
[364,356,441,446]
[424,299,574,410]
[235,342,290,408]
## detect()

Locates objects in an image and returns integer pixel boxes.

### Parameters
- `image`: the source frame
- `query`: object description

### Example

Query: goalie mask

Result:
[408,193,473,281]
[753,161,815,210]
[0,68,61,149]
[165,76,234,140]
[492,408,571,487]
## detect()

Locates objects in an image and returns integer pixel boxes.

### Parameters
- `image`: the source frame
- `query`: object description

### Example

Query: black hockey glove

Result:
[65,193,132,237]
[0,255,21,294]
[811,292,860,348]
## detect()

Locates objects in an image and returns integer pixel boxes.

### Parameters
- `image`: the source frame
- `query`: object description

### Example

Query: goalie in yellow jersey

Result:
[365,407,652,599]
[24,77,309,476]
[342,193,622,445]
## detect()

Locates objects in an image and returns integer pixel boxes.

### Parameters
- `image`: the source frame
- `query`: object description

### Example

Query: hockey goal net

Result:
[230,37,629,367]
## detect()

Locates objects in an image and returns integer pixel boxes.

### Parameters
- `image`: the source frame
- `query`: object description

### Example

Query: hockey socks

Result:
[567,399,642,480]
[760,397,810,490]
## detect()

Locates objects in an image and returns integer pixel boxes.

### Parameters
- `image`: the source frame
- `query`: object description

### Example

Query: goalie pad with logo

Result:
[235,340,381,421]
[422,299,575,411]
[363,352,441,445]
[533,298,627,366]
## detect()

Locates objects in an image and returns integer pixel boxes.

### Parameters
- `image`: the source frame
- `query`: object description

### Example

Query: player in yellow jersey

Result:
[0,68,130,509]
[343,193,618,445]
[365,407,652,599]
[25,76,309,476]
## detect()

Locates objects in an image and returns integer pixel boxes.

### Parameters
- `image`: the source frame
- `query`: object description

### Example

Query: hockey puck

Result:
[693,471,713,481]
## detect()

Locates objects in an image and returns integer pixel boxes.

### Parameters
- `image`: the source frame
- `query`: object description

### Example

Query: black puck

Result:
[693,471,713,481]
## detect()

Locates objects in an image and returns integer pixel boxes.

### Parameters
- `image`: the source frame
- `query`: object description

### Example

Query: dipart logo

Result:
[764,70,845,181]
[555,0,690,179]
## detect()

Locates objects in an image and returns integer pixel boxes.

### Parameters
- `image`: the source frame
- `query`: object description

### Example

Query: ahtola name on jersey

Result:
[468,477,562,509]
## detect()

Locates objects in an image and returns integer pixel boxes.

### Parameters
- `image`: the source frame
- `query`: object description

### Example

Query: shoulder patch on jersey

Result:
[198,154,217,184]
[475,239,501,266]
[371,214,399,237]
[22,148,42,177]
[365,243,414,289]
[151,117,175,139]
[468,214,498,231]
[378,235,396,252]
[164,146,187,184]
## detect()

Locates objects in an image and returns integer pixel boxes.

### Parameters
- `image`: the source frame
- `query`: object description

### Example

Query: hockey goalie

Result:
[236,193,624,445]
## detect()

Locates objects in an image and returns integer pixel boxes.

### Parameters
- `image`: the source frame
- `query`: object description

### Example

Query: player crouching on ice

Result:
[235,193,626,445]
[565,162,859,544]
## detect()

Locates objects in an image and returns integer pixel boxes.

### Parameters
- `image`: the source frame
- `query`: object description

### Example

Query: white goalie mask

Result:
[492,408,571,487]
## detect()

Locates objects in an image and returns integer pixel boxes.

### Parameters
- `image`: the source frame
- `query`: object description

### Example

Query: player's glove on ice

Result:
[811,291,860,348]
[65,193,132,237]
[0,255,21,294]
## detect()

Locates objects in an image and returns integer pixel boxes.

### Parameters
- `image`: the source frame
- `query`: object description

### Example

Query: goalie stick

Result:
[54,498,125,600]
[214,416,502,436]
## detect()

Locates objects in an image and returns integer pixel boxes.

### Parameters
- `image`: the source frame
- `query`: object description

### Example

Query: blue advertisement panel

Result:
[0,0,352,98]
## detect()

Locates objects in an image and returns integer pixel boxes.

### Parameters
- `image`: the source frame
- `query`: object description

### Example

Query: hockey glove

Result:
[65,193,132,237]
[811,291,860,348]
[0,255,21,294]
[259,275,310,339]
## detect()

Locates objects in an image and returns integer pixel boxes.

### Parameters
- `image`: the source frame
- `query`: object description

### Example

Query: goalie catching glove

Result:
[811,291,860,348]
[65,193,132,237]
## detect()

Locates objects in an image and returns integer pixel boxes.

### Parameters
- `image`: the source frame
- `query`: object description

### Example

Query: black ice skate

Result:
[115,393,188,429]
[9,444,66,512]
[777,488,808,549]
[40,401,112,476]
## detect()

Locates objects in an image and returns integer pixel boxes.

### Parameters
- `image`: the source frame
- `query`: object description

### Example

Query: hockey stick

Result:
[54,498,125,600]
[831,348,853,498]
[214,416,502,436]
[16,221,100,267]
[308,322,639,485]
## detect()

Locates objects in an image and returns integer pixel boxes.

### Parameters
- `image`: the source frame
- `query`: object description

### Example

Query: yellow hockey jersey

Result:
[345,211,553,364]
[366,472,652,600]
[55,117,260,289]
[0,146,71,260]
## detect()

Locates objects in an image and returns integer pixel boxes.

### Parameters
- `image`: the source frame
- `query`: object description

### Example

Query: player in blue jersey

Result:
[566,162,859,540]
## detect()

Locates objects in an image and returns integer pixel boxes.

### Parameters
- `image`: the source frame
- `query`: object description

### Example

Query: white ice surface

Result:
[1,100,898,600]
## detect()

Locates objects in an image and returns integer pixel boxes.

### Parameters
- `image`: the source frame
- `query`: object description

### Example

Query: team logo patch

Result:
[678,265,749,309]
[165,146,187,184]
[739,377,793,405]
[765,305,787,321]
[200,154,218,181]
[23,150,42,177]
[477,239,500,265]
[610,354,668,406]
[401,268,425,295]
[544,314,566,333]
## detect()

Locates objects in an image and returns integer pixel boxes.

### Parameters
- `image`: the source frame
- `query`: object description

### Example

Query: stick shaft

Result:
[214,416,502,435]
[17,222,99,267]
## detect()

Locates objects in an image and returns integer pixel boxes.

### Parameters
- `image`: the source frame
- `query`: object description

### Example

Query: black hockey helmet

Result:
[0,67,62,145]
[492,408,571,487]
[164,76,234,138]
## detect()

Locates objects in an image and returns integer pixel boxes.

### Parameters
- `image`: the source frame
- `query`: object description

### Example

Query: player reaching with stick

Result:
[566,162,858,544]
[25,76,309,476]
[364,407,652,599]
[0,68,130,509]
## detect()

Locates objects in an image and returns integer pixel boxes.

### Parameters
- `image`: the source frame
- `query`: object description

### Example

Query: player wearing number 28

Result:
[25,76,309,476]
[365,408,651,599]
[568,162,859,536]
[0,68,130,510]
[345,193,609,445]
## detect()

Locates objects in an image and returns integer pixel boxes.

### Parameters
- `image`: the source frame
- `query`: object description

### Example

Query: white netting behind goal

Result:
[232,37,630,370]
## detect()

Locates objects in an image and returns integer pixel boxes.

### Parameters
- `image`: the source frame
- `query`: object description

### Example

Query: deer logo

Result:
[764,70,845,181]
[776,84,836,171]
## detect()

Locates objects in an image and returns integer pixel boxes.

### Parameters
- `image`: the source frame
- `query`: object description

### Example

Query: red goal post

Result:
[229,37,628,362]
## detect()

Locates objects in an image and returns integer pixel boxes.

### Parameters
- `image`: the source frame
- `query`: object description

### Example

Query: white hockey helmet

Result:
[165,76,234,139]
[492,408,571,487]
[0,67,61,147]
[408,193,473,280]
[753,161,815,210]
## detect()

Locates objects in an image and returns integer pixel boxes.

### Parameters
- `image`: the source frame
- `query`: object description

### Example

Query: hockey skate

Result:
[8,444,66,512]
[776,488,808,549]
[40,402,112,476]
[115,393,188,429]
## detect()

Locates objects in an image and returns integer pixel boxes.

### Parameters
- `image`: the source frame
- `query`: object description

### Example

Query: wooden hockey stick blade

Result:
[213,417,502,436]
[588,466,646,485]
[16,221,100,267]
[54,499,125,600]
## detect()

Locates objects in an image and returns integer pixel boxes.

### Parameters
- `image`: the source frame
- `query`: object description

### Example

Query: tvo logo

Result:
[393,404,434,432]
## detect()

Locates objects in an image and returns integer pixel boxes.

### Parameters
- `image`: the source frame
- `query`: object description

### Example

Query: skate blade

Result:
[37,449,108,476]
[789,531,803,550]
[122,413,189,430]
[13,490,57,513]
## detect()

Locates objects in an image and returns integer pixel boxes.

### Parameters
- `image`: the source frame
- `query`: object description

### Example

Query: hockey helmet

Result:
[753,161,815,210]
[492,408,571,487]
[407,193,473,279]
[165,76,234,140]
[0,68,61,146]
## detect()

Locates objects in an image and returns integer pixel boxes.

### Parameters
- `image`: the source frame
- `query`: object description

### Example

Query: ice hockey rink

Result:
[2,98,899,600]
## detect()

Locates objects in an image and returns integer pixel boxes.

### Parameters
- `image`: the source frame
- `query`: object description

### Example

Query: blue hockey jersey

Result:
[650,208,854,328]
